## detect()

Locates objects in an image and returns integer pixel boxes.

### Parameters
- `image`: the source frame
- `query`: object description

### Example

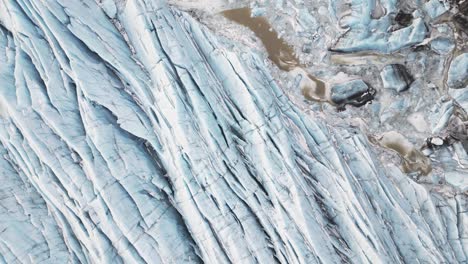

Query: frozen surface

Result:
[448,53,468,89]
[329,79,370,104]
[0,0,467,263]
[380,64,414,92]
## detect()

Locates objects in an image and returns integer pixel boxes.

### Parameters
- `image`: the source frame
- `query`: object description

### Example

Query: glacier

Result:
[0,0,467,263]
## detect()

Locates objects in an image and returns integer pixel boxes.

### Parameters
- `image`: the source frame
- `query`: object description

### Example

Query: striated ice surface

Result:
[430,37,455,55]
[381,64,414,93]
[331,0,428,53]
[424,0,450,19]
[0,0,467,263]
[448,53,468,89]
[329,79,370,104]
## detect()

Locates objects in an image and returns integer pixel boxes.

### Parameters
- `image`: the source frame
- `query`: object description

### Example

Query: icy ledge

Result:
[0,0,466,263]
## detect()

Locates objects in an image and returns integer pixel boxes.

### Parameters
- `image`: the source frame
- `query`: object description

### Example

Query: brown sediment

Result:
[371,132,432,175]
[222,7,299,71]
[307,73,327,98]
[300,71,329,102]
[402,149,432,175]
[302,84,328,102]
[222,8,330,103]
[330,52,405,65]
[222,7,375,109]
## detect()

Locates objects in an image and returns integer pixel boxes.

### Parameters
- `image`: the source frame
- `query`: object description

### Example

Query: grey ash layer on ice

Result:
[0,0,467,264]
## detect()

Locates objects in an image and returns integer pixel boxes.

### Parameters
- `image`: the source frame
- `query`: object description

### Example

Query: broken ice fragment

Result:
[423,0,450,19]
[332,17,427,54]
[407,112,428,133]
[446,112,468,151]
[329,79,375,109]
[430,37,455,55]
[445,171,468,191]
[430,137,445,146]
[447,53,468,89]
[380,64,414,92]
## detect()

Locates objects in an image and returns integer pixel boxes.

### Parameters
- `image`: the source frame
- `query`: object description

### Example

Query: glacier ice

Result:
[0,0,467,263]
[448,53,468,89]
[380,64,414,93]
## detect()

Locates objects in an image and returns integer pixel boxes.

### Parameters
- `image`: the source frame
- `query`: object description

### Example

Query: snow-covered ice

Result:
[0,0,467,263]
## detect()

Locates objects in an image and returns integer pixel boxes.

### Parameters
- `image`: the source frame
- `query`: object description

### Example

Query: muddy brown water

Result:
[223,8,431,174]
[301,72,329,102]
[370,132,432,175]
[222,7,299,71]
[222,7,328,102]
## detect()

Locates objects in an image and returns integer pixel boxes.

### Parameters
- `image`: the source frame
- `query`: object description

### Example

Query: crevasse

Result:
[0,0,466,263]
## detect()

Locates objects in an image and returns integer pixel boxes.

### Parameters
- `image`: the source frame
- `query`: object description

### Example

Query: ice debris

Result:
[0,0,466,263]
[448,53,468,89]
[380,64,414,92]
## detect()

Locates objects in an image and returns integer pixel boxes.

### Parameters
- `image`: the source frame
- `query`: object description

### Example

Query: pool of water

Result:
[222,8,329,102]
[371,131,432,175]
[222,7,299,71]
